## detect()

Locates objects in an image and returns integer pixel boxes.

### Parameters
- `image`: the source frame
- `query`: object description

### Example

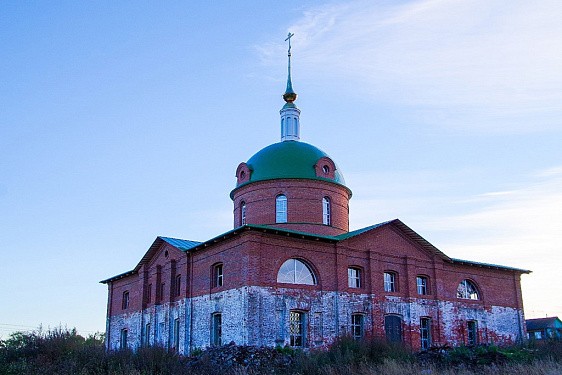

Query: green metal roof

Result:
[236,141,347,190]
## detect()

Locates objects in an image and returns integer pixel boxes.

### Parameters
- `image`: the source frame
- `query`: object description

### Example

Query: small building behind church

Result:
[526,317,562,342]
[101,42,530,354]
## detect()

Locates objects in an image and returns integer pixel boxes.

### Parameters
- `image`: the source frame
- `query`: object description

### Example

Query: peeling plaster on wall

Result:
[106,286,525,353]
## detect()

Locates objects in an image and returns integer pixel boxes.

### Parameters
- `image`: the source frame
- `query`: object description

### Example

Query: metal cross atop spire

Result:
[285,32,294,56]
[283,32,296,101]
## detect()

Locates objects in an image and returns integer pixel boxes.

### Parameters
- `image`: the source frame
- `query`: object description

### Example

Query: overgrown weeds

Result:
[2,328,562,374]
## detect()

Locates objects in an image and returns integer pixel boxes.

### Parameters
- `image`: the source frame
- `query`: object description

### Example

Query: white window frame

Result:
[322,197,331,225]
[276,195,287,223]
[213,263,223,287]
[277,259,316,285]
[348,267,361,288]
[384,272,396,292]
[417,276,428,295]
[457,279,479,300]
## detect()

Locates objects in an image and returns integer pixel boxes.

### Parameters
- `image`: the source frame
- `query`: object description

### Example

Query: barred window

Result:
[290,311,305,347]
[351,314,364,340]
[420,317,431,350]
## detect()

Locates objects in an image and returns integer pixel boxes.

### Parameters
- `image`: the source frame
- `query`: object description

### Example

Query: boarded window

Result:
[122,291,129,310]
[385,315,402,343]
[120,329,128,350]
[212,313,222,346]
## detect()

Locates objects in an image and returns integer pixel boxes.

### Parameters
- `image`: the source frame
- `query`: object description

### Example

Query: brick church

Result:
[101,38,530,353]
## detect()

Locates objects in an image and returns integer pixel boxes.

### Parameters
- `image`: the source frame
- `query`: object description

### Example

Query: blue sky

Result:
[1,1,561,337]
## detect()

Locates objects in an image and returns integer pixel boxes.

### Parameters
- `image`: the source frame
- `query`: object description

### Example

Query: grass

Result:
[1,328,562,374]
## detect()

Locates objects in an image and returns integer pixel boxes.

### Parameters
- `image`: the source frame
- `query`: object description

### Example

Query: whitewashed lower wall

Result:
[106,286,525,354]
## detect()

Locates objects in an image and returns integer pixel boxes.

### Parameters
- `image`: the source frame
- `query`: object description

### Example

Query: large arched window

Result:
[276,195,287,223]
[277,259,316,285]
[322,197,331,225]
[240,201,246,225]
[457,279,479,300]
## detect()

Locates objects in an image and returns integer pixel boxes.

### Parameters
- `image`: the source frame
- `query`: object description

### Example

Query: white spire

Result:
[280,32,300,142]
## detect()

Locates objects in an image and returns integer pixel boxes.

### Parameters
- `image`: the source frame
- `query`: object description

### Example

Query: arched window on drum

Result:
[276,195,287,223]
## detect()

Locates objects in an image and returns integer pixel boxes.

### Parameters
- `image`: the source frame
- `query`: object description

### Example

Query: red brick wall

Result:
[232,179,351,235]
[107,224,526,349]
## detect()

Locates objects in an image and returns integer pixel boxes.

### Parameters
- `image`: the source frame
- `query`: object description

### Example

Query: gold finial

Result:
[283,32,297,103]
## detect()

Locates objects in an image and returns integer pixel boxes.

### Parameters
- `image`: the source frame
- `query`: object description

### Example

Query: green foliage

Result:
[1,328,562,375]
[290,336,414,375]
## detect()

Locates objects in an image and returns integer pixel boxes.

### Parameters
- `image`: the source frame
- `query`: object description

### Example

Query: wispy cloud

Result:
[259,0,562,133]
[402,167,562,317]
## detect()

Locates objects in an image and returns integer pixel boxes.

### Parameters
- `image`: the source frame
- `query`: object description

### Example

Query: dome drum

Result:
[233,179,350,236]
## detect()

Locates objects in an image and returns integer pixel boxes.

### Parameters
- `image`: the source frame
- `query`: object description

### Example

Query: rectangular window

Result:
[289,311,305,347]
[173,318,180,349]
[348,267,361,288]
[276,195,287,223]
[384,272,396,292]
[417,276,428,295]
[122,291,129,310]
[175,275,181,297]
[158,322,165,344]
[144,323,151,347]
[467,321,478,346]
[322,197,331,225]
[146,283,152,303]
[120,329,128,350]
[212,313,222,346]
[159,282,165,302]
[420,317,431,350]
[213,264,223,288]
[351,314,364,340]
[534,331,543,340]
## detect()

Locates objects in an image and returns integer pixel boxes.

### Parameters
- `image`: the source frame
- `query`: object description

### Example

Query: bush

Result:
[1,328,562,375]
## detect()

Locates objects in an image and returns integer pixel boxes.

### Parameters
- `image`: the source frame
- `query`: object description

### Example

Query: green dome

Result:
[240,141,347,187]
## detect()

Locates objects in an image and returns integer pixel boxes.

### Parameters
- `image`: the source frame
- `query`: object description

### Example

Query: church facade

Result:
[101,42,529,354]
